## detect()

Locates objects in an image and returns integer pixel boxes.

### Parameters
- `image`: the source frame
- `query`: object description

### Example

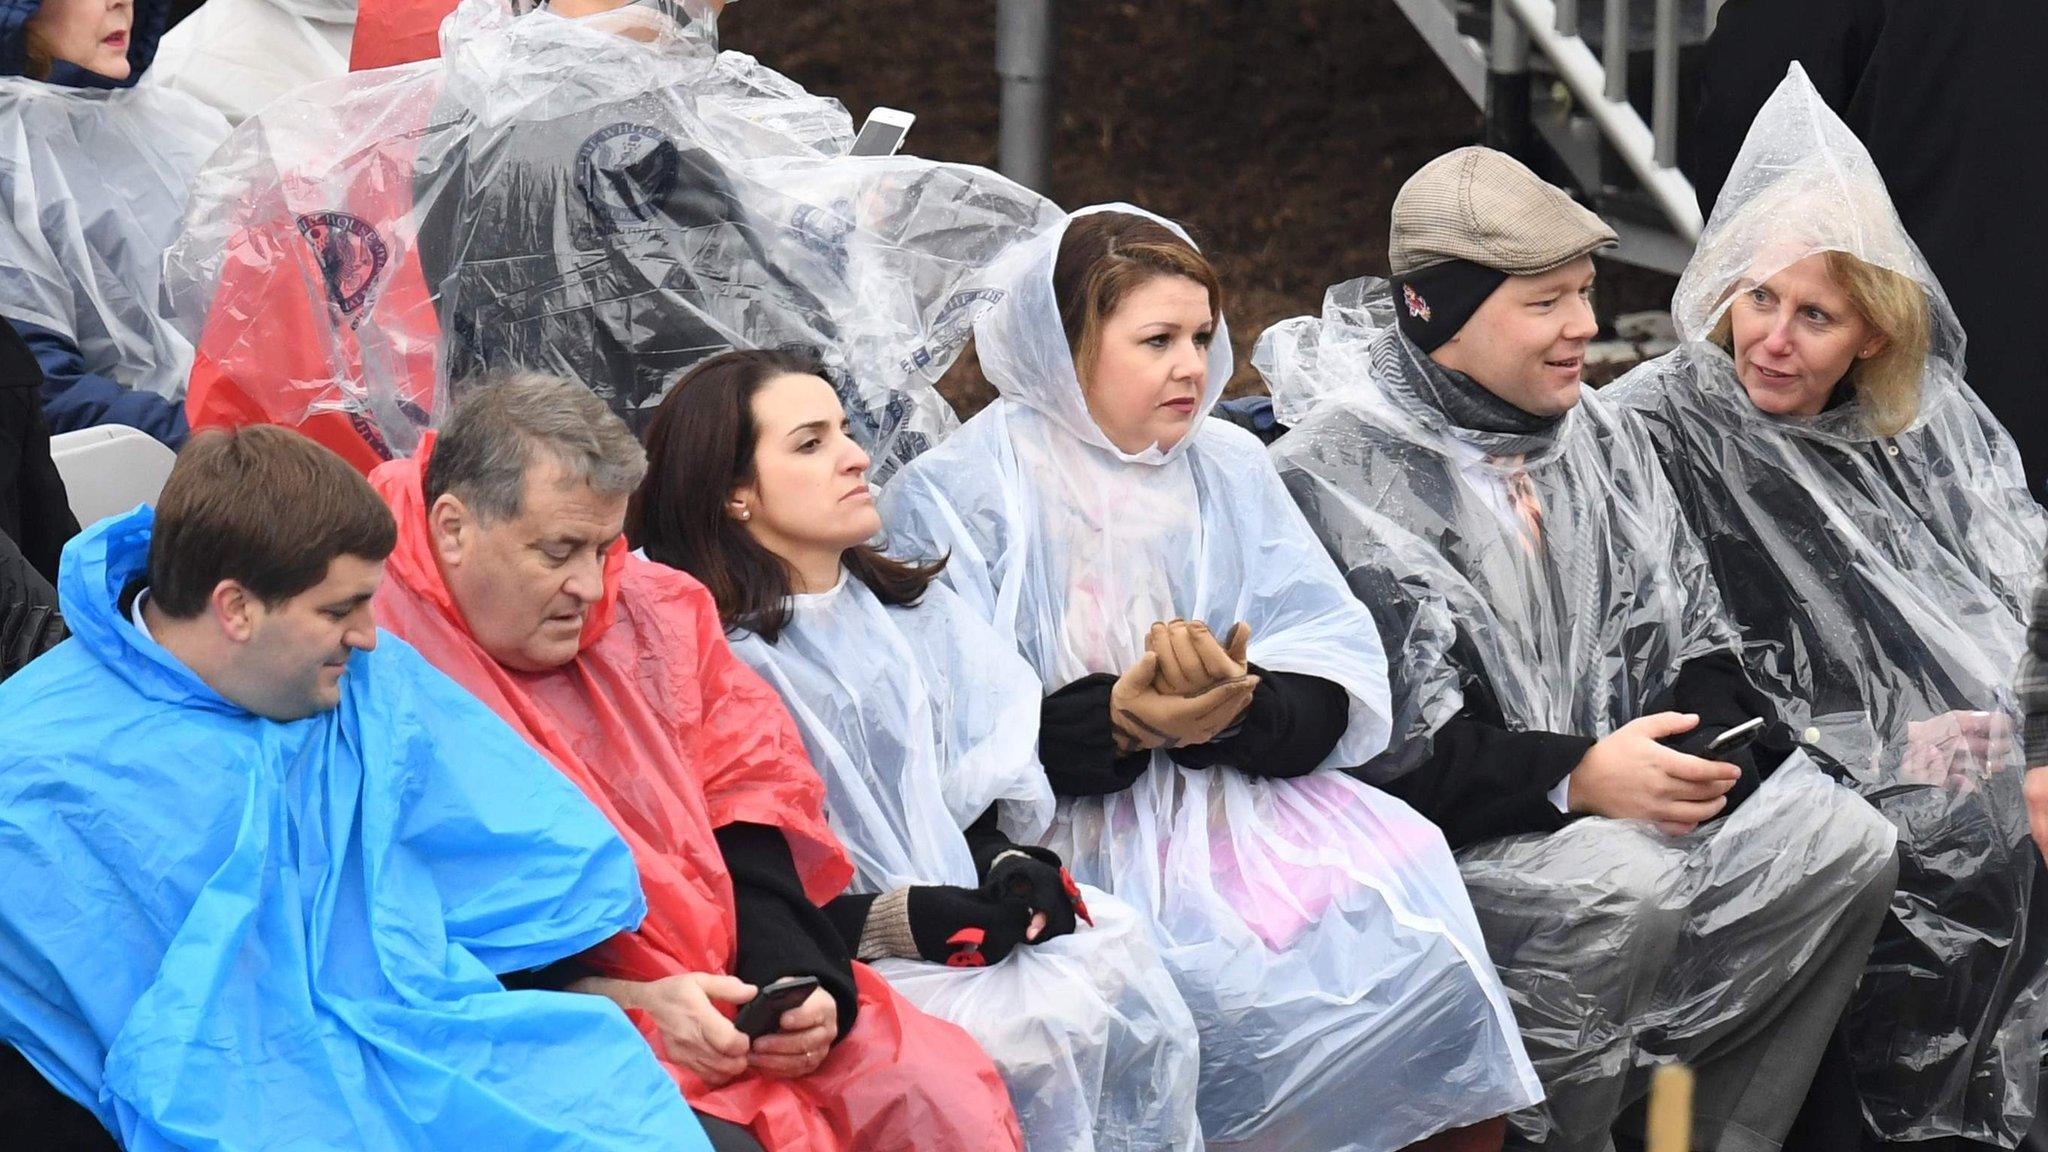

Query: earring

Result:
[734,505,752,521]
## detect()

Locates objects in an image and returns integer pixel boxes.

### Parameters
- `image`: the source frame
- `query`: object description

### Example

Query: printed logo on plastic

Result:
[296,212,389,320]
[577,123,680,235]
[899,287,1006,375]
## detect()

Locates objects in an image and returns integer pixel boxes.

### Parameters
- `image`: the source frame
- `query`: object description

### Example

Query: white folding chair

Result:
[48,425,178,529]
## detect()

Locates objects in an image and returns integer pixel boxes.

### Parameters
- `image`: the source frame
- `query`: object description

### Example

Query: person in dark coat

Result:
[0,321,79,585]
[1685,0,2048,496]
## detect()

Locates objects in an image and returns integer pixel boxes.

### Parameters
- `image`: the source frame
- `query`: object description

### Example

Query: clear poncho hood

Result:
[165,0,1058,476]
[1672,63,1966,443]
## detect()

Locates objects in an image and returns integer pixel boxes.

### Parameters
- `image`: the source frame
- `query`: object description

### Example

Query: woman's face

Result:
[1728,253,1884,419]
[733,373,881,561]
[1080,274,1216,455]
[25,0,133,80]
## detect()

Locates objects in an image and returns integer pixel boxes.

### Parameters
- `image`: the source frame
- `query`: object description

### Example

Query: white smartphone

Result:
[849,107,916,157]
[1704,716,1768,759]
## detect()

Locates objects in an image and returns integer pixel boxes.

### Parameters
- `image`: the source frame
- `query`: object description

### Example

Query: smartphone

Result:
[733,975,821,1038]
[848,107,915,157]
[1703,716,1768,761]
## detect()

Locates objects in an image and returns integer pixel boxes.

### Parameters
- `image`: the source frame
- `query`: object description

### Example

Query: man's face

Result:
[1429,257,1600,418]
[433,458,628,672]
[234,554,383,721]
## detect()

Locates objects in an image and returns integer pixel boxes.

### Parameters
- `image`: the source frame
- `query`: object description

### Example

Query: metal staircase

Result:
[1389,0,1720,274]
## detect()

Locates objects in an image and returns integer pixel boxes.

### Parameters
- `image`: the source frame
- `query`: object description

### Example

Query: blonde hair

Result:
[1712,249,1929,436]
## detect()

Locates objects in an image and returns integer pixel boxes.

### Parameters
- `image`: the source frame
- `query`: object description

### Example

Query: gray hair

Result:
[424,371,648,521]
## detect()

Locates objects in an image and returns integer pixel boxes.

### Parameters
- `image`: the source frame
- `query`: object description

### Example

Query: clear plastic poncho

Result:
[0,75,227,402]
[880,204,1543,1152]
[164,0,1059,477]
[1260,277,1901,1147]
[1606,64,2048,1145]
[728,574,1204,1152]
[148,0,356,126]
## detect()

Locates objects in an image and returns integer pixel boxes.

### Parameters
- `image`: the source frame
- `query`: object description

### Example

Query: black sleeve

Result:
[1375,717,1594,851]
[498,955,592,992]
[821,892,879,957]
[712,822,858,1040]
[963,804,1014,881]
[1039,674,1153,797]
[0,324,79,585]
[1169,664,1350,778]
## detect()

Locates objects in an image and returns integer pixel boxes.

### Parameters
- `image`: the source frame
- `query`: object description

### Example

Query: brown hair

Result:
[1712,249,1930,436]
[627,348,944,641]
[149,426,397,618]
[1051,212,1224,381]
[22,24,55,80]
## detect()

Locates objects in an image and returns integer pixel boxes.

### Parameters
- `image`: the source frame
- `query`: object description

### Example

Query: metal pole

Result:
[1652,0,1680,166]
[1601,0,1628,102]
[996,0,1056,192]
[1486,0,1533,158]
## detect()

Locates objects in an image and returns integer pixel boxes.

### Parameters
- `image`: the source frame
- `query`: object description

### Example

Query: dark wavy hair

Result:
[627,348,945,640]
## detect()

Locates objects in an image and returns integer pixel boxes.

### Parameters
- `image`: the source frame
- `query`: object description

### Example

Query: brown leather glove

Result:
[1111,650,1258,754]
[1146,619,1251,697]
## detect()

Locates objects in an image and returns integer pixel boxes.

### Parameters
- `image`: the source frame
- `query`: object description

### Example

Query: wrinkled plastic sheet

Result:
[166,0,1058,478]
[1604,64,2048,1145]
[881,206,1545,1150]
[1261,282,1900,1146]
[0,79,226,401]
[730,575,1203,1150]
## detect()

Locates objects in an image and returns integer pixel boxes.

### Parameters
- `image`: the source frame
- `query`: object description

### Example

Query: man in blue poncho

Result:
[0,424,714,1151]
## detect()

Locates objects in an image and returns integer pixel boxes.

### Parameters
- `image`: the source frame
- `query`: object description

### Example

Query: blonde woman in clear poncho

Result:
[1259,147,1901,1152]
[1607,65,2048,1148]
[628,347,1205,1152]
[879,204,1544,1152]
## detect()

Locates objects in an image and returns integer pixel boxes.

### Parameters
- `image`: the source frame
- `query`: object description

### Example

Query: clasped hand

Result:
[1110,619,1258,754]
[614,972,837,1088]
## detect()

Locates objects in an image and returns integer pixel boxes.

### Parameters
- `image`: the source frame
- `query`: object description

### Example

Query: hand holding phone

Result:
[733,974,822,1038]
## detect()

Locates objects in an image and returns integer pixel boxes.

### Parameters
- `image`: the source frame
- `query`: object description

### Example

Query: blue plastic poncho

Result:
[0,508,709,1152]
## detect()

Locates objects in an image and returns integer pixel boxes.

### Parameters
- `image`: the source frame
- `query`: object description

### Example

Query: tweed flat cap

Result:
[1390,146,1618,277]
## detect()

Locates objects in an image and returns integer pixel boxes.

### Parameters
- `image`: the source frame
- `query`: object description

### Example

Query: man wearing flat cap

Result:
[1259,147,1899,1151]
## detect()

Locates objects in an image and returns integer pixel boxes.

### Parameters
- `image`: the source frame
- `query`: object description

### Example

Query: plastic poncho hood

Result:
[0,0,227,407]
[728,573,1204,1151]
[0,506,709,1151]
[1607,65,2048,1145]
[149,0,357,126]
[882,204,1543,1150]
[166,0,1058,478]
[1262,274,1901,1147]
[369,450,1024,1152]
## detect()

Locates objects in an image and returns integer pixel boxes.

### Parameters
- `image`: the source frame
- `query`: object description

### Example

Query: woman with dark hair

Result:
[631,347,1203,1152]
[877,205,1542,1152]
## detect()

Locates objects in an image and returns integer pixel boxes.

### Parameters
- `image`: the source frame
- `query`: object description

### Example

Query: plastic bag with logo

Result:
[1259,270,1901,1149]
[164,0,1058,476]
[881,204,1545,1152]
[728,573,1205,1152]
[1606,64,2048,1146]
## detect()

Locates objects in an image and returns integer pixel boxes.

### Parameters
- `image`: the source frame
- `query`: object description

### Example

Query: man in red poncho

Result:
[368,369,1024,1152]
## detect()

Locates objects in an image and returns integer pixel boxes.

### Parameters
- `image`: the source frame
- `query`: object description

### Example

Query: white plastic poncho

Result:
[728,573,1204,1152]
[880,204,1543,1152]
[148,0,355,126]
[0,77,226,402]
[163,0,1058,476]
[1607,64,2048,1145]
[1260,277,1901,1147]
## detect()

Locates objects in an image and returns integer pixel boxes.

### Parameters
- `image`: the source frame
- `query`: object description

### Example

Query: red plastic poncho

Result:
[369,452,1024,1152]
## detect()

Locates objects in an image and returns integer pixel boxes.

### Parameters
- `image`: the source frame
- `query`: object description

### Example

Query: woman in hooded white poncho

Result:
[628,347,1204,1152]
[0,0,226,446]
[1608,65,2048,1147]
[878,205,1543,1152]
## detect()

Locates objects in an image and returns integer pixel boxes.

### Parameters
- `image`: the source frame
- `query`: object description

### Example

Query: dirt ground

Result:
[721,0,1675,413]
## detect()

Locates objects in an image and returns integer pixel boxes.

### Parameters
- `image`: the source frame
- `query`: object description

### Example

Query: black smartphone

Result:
[733,975,821,1038]
[1703,716,1768,761]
